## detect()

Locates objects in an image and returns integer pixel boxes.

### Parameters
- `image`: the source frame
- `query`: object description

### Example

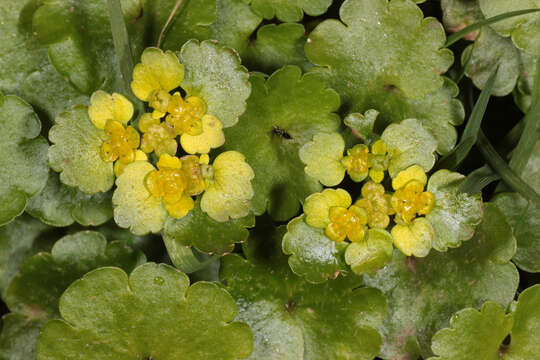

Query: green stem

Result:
[157,0,183,48]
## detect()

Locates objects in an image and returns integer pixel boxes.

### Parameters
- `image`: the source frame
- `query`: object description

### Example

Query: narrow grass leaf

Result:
[437,68,498,170]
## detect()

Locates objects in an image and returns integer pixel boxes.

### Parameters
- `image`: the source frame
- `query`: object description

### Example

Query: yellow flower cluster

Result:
[341,139,389,183]
[88,48,253,223]
[304,164,436,257]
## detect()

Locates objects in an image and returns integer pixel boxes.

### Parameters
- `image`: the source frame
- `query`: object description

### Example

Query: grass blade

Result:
[477,130,540,207]
[446,9,540,47]
[107,0,135,94]
[436,68,498,170]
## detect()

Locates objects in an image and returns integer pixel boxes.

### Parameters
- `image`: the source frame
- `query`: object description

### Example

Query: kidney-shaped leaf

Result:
[36,263,253,360]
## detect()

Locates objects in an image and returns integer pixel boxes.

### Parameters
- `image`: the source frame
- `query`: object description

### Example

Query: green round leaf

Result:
[243,0,332,22]
[493,193,540,272]
[345,228,394,276]
[163,198,255,256]
[430,302,514,360]
[429,284,540,360]
[1,231,145,360]
[5,231,145,317]
[244,23,311,73]
[0,215,55,298]
[0,1,48,95]
[463,27,521,96]
[426,170,484,252]
[211,0,262,57]
[364,204,519,359]
[0,93,49,226]
[441,0,484,38]
[27,171,113,227]
[381,118,438,177]
[31,0,143,93]
[221,223,386,359]
[112,161,168,236]
[305,0,464,154]
[36,263,253,360]
[223,66,341,220]
[504,284,540,359]
[480,0,540,55]
[21,64,89,123]
[48,105,114,194]
[179,39,250,128]
[282,215,349,284]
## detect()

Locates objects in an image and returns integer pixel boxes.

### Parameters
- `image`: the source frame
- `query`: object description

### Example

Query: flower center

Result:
[149,89,171,114]
[166,94,206,136]
[342,144,370,175]
[145,167,187,206]
[100,120,140,163]
[325,205,368,243]
[355,182,395,229]
[391,180,435,224]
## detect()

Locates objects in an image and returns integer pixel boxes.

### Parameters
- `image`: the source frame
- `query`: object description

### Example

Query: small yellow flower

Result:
[200,151,254,222]
[303,188,352,228]
[131,47,184,102]
[180,115,225,154]
[391,165,435,224]
[138,113,178,157]
[341,140,390,183]
[325,205,368,243]
[303,188,367,243]
[341,144,370,182]
[355,182,395,229]
[114,150,147,177]
[144,154,195,219]
[100,120,140,164]
[166,93,206,136]
[88,90,133,130]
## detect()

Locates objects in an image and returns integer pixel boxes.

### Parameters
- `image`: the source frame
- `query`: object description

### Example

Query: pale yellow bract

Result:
[201,151,254,222]
[303,188,352,229]
[391,218,434,257]
[131,48,185,102]
[180,115,225,154]
[88,90,134,130]
[114,150,148,177]
[112,161,168,235]
[392,164,428,190]
[299,132,346,187]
